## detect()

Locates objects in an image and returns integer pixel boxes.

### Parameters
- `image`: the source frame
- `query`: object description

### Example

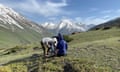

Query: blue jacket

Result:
[57,33,68,55]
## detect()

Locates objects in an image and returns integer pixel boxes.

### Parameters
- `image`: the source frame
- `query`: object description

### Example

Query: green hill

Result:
[68,28,120,71]
[0,4,51,48]
[90,17,120,30]
[0,26,51,48]
[0,28,120,72]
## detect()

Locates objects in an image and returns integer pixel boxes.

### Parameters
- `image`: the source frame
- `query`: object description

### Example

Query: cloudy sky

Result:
[0,0,120,25]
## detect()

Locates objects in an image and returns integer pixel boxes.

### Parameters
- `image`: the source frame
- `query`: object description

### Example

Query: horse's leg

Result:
[44,43,51,56]
[47,47,50,55]
[41,41,45,57]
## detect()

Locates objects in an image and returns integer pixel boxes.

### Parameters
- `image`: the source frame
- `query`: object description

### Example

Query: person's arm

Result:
[55,42,60,55]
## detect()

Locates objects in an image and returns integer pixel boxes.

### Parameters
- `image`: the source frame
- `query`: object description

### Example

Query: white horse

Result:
[40,37,57,57]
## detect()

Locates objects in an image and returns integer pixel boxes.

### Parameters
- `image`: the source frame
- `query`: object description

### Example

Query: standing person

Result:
[56,33,68,56]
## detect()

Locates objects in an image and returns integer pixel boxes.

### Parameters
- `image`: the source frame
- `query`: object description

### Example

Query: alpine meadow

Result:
[0,0,120,72]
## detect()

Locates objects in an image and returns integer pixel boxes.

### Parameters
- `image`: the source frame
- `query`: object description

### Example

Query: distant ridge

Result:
[90,17,120,30]
[41,19,95,35]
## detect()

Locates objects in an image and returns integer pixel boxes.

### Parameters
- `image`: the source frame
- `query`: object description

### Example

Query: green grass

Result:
[69,28,120,45]
[0,56,113,72]
[0,26,43,48]
[0,44,41,64]
[0,28,120,72]
[68,28,120,71]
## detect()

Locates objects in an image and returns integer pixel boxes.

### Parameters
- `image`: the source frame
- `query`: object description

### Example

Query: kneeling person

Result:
[56,33,68,56]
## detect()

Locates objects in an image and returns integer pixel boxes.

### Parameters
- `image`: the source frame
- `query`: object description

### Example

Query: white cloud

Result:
[84,15,120,25]
[61,16,75,22]
[84,18,108,25]
[75,16,99,25]
[0,0,68,17]
[48,17,56,21]
[75,17,82,22]
[46,0,67,7]
[116,9,120,13]
[100,10,113,14]
[74,15,116,25]
[89,8,98,12]
[102,15,111,19]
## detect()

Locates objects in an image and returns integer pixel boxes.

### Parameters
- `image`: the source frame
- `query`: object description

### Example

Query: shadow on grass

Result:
[64,63,77,72]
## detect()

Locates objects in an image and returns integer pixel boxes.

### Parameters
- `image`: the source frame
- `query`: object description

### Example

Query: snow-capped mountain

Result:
[0,4,24,30]
[0,4,49,34]
[56,19,86,34]
[0,4,50,48]
[0,4,47,33]
[41,22,57,29]
[42,19,87,35]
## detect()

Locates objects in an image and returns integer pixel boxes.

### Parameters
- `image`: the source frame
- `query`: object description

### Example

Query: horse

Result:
[40,37,58,57]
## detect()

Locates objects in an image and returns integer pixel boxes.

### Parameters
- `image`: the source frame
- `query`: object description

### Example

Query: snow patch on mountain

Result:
[56,19,86,32]
[58,19,72,29]
[42,22,57,29]
[41,19,88,34]
[0,4,24,29]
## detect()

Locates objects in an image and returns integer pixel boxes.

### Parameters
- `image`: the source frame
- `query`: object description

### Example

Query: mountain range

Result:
[0,4,50,48]
[41,19,95,35]
[0,4,95,48]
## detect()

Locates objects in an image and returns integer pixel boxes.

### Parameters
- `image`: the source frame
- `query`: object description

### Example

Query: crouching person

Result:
[41,37,56,57]
[56,33,68,57]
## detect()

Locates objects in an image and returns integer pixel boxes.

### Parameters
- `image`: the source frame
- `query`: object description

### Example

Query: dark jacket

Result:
[57,33,68,55]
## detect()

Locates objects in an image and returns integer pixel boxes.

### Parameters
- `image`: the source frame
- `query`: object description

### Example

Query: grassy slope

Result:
[0,27,20,48]
[0,28,120,72]
[68,28,120,71]
[0,26,43,48]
